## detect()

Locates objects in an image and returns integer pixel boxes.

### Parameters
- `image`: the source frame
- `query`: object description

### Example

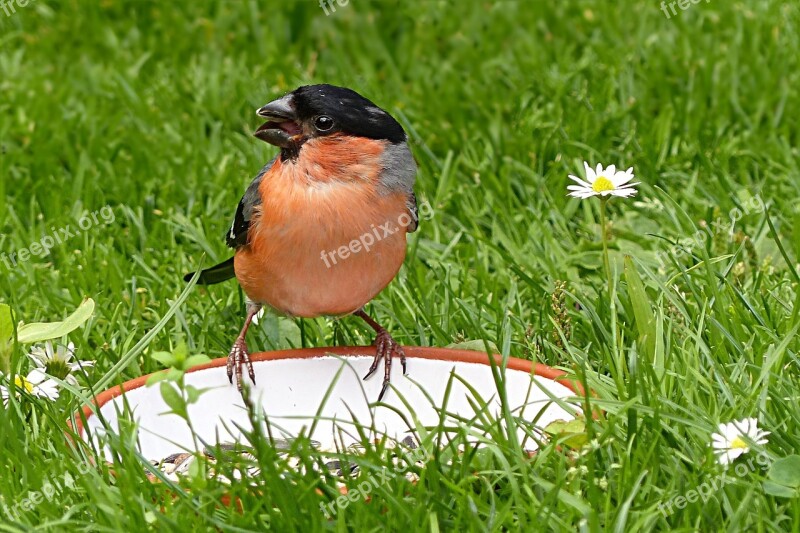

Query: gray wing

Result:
[378,142,418,233]
[225,158,275,248]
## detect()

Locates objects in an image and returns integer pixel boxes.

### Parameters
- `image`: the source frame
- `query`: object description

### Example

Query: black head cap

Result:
[291,84,407,144]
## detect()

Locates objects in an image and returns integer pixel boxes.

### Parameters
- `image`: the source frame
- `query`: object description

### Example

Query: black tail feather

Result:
[184,257,236,285]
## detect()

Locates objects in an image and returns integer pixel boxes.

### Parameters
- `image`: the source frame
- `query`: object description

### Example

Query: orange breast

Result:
[233,136,411,318]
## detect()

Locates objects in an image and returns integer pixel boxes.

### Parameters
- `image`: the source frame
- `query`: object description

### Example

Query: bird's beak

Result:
[254,95,303,147]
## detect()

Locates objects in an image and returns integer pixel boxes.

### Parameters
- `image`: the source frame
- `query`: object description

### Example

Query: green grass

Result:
[2,0,800,530]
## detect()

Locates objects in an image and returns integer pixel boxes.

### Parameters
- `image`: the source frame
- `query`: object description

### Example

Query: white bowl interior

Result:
[82,355,580,460]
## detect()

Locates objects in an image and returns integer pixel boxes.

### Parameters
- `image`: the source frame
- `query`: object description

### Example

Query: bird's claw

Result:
[227,337,256,391]
[363,330,406,401]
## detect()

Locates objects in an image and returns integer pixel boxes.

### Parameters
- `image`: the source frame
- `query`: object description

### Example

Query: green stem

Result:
[599,198,612,299]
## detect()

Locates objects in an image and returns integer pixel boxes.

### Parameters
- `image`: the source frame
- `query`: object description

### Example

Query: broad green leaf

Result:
[147,367,184,385]
[185,385,201,404]
[624,256,661,365]
[763,481,798,498]
[0,304,13,374]
[544,419,585,435]
[183,354,211,370]
[563,435,589,448]
[187,455,205,481]
[17,298,95,344]
[279,319,302,347]
[151,346,208,373]
[0,304,14,343]
[151,351,176,367]
[259,312,302,349]
[164,368,183,381]
[544,418,588,448]
[768,455,800,488]
[145,370,170,386]
[184,385,211,405]
[173,340,188,364]
[159,381,187,418]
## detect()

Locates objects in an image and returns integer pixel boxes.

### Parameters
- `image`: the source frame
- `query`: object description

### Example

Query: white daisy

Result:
[28,341,94,386]
[567,162,639,199]
[1,369,60,405]
[711,418,770,467]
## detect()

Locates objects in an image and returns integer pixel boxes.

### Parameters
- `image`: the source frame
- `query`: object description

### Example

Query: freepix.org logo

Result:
[0,206,116,271]
[0,0,35,18]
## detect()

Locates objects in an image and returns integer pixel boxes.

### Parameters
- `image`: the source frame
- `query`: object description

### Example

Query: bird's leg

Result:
[354,309,406,401]
[227,302,262,391]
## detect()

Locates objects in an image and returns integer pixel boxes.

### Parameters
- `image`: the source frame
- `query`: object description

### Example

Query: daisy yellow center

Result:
[14,376,33,394]
[592,176,614,193]
[730,437,748,449]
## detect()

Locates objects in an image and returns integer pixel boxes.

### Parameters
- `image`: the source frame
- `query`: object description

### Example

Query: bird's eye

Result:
[314,115,334,131]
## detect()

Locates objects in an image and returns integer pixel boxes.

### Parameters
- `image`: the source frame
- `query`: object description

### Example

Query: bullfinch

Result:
[186,84,418,401]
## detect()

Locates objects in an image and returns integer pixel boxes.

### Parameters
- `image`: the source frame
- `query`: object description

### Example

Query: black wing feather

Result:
[226,159,274,248]
[183,159,275,285]
[183,257,235,284]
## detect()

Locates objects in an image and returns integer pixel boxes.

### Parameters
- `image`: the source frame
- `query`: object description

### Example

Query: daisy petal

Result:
[567,163,637,201]
[583,161,596,181]
[27,368,48,386]
[612,172,635,187]
[568,175,593,188]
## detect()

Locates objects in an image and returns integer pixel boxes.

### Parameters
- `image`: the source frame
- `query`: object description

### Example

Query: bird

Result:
[185,84,418,401]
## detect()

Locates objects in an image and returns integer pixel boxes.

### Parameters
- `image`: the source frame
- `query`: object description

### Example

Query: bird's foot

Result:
[362,329,406,402]
[227,336,256,391]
